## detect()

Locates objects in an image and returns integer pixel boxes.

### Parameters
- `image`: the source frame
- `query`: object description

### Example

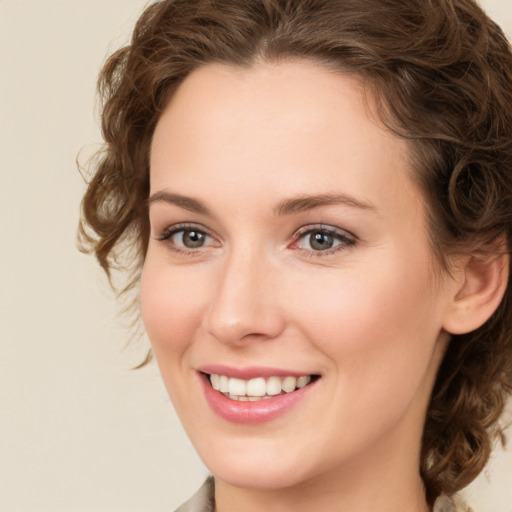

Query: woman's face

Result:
[142,61,459,491]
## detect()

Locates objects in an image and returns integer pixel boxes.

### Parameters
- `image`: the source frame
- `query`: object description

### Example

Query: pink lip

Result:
[198,364,312,379]
[199,371,318,425]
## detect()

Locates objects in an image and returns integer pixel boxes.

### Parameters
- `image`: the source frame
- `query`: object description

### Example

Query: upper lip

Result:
[198,364,318,380]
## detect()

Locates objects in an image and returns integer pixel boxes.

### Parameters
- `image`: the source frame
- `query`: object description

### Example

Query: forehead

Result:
[150,60,419,219]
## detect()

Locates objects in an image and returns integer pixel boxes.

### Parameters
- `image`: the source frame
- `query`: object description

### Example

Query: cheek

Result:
[288,259,443,447]
[291,254,441,386]
[140,256,207,357]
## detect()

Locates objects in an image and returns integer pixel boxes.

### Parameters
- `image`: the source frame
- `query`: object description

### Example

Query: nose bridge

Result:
[203,242,284,345]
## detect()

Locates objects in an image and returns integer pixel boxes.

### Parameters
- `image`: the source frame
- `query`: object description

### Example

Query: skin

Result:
[141,61,466,512]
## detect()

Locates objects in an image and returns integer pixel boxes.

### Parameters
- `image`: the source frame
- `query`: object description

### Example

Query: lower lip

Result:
[200,374,317,424]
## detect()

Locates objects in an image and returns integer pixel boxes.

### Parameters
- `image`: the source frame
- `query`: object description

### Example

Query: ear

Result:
[442,249,509,335]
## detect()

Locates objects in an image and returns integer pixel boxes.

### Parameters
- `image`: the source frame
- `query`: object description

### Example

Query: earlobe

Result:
[443,250,509,335]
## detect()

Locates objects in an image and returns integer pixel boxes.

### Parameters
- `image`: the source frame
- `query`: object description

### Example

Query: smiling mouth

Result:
[204,373,320,401]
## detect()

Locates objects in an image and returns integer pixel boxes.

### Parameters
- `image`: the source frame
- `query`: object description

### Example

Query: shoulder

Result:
[173,477,215,512]
[174,478,475,512]
[433,494,474,512]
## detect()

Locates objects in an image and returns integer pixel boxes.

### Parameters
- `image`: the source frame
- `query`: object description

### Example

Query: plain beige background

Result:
[1,1,511,511]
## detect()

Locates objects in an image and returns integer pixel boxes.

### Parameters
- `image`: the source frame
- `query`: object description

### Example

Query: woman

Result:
[79,0,512,510]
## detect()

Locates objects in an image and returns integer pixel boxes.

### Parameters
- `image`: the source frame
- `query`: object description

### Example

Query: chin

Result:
[207,459,312,490]
[193,435,318,490]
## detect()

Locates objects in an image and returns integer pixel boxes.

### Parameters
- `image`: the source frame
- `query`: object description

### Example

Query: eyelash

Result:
[155,223,356,257]
[292,225,356,257]
[156,223,217,255]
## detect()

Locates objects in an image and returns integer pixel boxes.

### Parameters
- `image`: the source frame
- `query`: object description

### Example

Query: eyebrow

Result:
[274,193,377,216]
[147,191,212,216]
[147,190,376,217]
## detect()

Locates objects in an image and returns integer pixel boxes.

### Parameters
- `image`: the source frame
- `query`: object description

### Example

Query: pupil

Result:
[183,230,205,248]
[310,232,333,250]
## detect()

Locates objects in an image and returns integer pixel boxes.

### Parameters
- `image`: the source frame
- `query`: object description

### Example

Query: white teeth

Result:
[210,374,220,391]
[282,376,297,393]
[228,378,247,396]
[208,373,314,400]
[219,375,229,393]
[297,375,311,388]
[266,376,282,395]
[231,394,272,401]
[247,377,266,397]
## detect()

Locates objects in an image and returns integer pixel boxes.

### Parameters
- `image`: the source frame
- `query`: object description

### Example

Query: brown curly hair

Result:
[78,0,512,503]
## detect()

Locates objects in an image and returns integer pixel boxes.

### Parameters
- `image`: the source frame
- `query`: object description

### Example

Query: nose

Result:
[202,247,286,346]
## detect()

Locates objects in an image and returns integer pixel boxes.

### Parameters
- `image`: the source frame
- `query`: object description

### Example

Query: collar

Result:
[174,477,472,512]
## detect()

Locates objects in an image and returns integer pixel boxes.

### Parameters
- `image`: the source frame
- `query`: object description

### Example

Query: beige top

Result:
[174,477,473,512]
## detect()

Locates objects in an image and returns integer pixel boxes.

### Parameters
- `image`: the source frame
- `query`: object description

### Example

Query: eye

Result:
[156,224,217,252]
[294,226,355,254]
[171,228,210,248]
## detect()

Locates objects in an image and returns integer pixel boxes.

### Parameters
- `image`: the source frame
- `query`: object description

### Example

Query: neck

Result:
[214,441,430,512]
